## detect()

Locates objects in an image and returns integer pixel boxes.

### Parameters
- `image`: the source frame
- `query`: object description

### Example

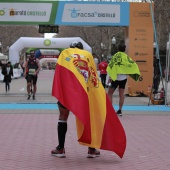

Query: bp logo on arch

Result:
[0,10,5,16]
[44,39,51,46]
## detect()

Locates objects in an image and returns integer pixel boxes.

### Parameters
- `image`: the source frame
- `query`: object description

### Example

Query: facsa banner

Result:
[55,1,130,26]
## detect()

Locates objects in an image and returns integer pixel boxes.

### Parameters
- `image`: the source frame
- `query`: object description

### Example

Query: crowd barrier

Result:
[0,68,23,82]
[0,68,4,82]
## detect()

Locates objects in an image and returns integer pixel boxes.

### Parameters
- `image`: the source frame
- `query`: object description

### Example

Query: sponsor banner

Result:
[40,49,60,55]
[126,3,154,96]
[0,1,58,25]
[55,1,130,26]
[129,2,153,27]
[39,55,58,59]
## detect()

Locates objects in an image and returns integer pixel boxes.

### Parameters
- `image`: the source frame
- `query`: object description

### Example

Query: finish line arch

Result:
[9,37,92,64]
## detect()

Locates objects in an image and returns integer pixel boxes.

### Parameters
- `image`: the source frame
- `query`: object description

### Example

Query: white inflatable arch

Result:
[9,37,92,64]
[40,58,57,66]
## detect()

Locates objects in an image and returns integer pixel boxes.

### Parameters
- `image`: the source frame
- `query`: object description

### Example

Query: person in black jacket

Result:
[2,61,13,93]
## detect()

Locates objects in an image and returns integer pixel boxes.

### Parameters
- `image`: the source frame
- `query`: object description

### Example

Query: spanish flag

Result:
[52,48,126,158]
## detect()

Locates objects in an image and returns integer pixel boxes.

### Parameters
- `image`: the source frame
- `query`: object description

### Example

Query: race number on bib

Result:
[28,69,36,75]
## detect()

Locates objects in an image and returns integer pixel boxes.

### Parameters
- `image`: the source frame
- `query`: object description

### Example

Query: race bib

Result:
[28,69,36,75]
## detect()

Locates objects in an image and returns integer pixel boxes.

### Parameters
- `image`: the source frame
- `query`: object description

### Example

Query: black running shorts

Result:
[110,78,127,89]
[26,74,37,85]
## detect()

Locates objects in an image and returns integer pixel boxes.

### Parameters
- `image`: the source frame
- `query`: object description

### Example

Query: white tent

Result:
[9,37,92,64]
[0,53,8,60]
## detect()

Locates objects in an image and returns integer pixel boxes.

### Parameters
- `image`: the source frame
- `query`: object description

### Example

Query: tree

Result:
[0,26,42,56]
[154,0,170,50]
[57,26,125,60]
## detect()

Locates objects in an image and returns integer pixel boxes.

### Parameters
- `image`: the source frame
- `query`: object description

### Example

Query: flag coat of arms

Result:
[52,48,126,158]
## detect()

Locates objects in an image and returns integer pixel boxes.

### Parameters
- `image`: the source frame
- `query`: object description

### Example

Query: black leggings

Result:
[5,82,10,91]
[100,74,107,88]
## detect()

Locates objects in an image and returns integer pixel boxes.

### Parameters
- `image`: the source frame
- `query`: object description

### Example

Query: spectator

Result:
[1,61,13,93]
[98,57,108,88]
[93,53,99,70]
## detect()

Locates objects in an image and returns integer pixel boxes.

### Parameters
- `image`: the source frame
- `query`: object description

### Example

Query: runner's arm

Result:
[35,59,41,75]
[24,60,28,77]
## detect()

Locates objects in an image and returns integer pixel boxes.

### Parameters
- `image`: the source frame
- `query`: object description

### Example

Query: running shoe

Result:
[116,109,122,116]
[27,95,31,100]
[51,146,66,158]
[87,148,100,158]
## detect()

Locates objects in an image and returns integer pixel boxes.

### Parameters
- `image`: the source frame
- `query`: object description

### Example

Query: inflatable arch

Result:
[26,47,64,59]
[9,37,92,64]
[24,48,61,64]
[34,49,61,59]
[40,58,57,67]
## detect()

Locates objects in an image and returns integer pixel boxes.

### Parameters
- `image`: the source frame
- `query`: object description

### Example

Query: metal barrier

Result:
[0,68,23,82]
[165,34,170,106]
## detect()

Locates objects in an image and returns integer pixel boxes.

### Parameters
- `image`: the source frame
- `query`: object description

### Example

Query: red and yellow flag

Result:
[52,48,126,158]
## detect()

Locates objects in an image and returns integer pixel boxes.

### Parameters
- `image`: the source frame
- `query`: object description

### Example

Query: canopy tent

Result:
[0,53,8,60]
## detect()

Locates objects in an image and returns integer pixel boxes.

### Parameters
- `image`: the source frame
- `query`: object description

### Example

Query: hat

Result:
[70,41,78,48]
[70,41,83,49]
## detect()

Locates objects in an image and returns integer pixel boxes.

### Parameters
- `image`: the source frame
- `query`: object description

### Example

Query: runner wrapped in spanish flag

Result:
[52,41,126,158]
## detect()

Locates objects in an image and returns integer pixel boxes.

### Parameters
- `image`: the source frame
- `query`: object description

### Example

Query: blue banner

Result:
[55,1,130,26]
